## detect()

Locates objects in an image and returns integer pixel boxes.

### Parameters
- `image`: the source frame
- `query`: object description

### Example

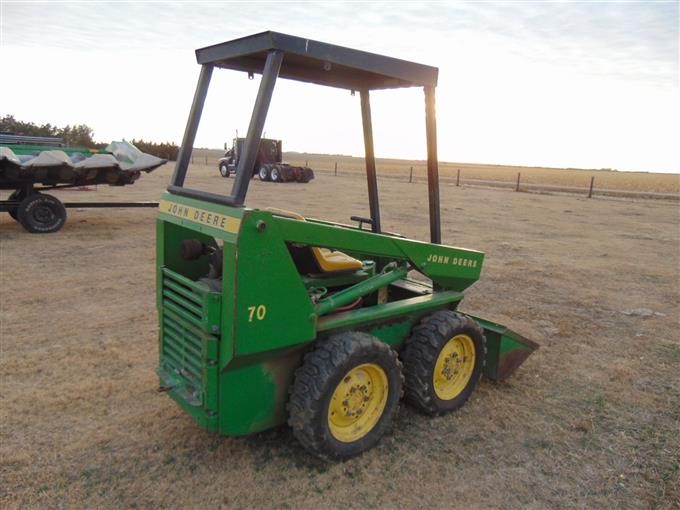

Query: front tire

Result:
[17,193,67,233]
[219,163,230,177]
[288,332,403,460]
[402,310,485,415]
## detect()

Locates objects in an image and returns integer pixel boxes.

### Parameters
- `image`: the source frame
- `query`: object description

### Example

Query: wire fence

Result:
[319,168,679,201]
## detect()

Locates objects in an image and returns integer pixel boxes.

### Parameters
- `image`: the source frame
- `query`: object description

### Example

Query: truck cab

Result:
[218,137,282,178]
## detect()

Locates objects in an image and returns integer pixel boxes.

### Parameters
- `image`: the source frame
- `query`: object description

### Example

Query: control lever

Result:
[350,215,373,230]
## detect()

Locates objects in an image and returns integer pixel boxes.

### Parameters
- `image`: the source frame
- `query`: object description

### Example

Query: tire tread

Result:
[287,331,403,460]
[402,310,486,415]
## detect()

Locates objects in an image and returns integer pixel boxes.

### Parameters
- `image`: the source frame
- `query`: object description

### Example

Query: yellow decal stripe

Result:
[159,199,240,234]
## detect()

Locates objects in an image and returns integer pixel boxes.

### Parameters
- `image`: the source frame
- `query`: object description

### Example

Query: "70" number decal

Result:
[247,304,267,322]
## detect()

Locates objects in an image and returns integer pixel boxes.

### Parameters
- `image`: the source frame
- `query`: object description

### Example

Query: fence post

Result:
[456,168,460,187]
[334,161,338,176]
[305,160,308,166]
[205,156,208,165]
[516,172,521,192]
[588,176,595,198]
[409,166,413,183]
[191,155,194,164]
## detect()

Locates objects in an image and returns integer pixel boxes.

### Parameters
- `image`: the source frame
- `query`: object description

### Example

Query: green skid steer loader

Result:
[156,31,538,460]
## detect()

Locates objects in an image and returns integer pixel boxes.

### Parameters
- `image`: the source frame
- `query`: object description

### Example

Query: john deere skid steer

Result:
[156,31,537,460]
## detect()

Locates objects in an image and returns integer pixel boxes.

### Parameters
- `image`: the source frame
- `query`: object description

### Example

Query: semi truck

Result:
[218,137,313,183]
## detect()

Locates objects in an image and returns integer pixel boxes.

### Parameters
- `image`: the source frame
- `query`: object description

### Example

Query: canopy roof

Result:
[196,31,438,90]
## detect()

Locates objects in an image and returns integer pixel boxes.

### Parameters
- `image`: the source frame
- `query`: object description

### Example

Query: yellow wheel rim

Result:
[433,334,476,400]
[327,363,389,443]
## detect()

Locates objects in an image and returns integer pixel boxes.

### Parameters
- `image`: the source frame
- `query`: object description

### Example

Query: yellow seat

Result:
[267,208,363,273]
[313,247,363,272]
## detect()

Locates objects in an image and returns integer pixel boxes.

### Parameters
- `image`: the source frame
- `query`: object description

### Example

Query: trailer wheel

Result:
[258,166,270,181]
[402,310,485,415]
[219,162,230,177]
[270,167,282,182]
[17,193,67,234]
[7,189,24,220]
[288,331,403,460]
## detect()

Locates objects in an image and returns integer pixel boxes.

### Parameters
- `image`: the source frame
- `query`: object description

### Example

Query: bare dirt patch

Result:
[1,162,678,509]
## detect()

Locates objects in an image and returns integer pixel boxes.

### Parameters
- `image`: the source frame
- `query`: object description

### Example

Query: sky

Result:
[1,1,678,173]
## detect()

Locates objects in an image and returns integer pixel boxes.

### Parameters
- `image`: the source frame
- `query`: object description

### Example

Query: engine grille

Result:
[162,302,203,385]
[159,268,220,408]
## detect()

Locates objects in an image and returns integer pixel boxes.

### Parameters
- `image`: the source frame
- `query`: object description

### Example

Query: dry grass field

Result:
[195,148,680,194]
[1,160,679,509]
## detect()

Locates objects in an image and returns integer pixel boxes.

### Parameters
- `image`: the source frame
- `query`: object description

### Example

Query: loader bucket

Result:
[468,315,539,381]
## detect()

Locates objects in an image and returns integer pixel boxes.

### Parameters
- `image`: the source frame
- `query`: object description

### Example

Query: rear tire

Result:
[401,310,485,415]
[17,193,67,234]
[258,166,270,181]
[270,167,282,182]
[288,331,403,460]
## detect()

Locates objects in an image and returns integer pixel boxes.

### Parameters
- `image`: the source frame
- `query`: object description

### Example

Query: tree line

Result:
[0,115,179,160]
[129,139,180,161]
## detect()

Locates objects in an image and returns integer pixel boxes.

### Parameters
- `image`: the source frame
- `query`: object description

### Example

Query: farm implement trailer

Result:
[156,31,537,460]
[0,138,166,233]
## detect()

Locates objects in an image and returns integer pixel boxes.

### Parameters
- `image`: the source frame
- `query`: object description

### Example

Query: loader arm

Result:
[268,212,484,292]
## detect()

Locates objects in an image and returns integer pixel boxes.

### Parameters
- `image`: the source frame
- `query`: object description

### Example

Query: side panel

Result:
[216,209,316,434]
[232,210,316,355]
[218,348,304,435]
